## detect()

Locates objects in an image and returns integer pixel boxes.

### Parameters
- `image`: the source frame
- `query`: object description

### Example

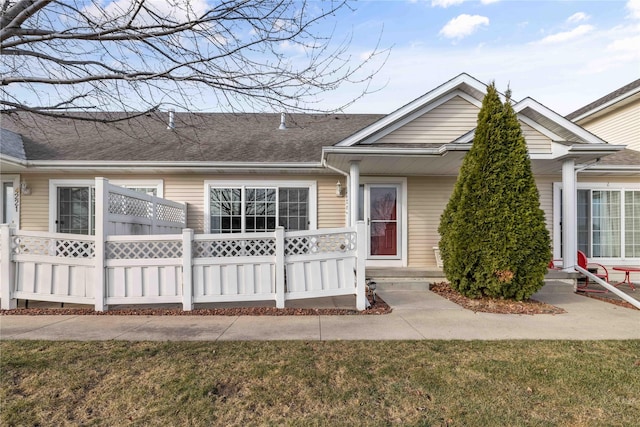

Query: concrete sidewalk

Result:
[1,281,638,341]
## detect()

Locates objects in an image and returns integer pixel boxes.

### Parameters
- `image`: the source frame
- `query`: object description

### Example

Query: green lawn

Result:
[2,340,639,426]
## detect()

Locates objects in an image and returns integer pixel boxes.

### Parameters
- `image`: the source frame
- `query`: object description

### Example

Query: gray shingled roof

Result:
[566,78,640,120]
[596,148,640,166]
[0,128,26,160]
[1,112,384,163]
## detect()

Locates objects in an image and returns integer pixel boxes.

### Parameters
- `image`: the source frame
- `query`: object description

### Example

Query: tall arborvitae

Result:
[438,83,550,300]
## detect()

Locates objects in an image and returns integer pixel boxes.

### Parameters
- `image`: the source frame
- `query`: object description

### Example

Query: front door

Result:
[364,184,401,259]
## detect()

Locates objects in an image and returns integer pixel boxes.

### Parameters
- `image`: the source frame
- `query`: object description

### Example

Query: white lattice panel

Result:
[12,235,95,258]
[106,240,183,259]
[285,232,356,256]
[194,239,276,258]
[157,204,185,223]
[109,193,152,218]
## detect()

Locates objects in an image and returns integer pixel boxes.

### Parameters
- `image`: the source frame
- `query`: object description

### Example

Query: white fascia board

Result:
[0,155,27,172]
[581,165,640,173]
[323,146,447,158]
[0,154,27,167]
[567,144,626,154]
[514,98,608,145]
[335,73,489,147]
[24,160,324,171]
[443,143,473,152]
[570,87,640,122]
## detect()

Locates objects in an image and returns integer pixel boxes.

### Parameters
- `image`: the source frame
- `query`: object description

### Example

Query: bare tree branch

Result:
[1,0,389,120]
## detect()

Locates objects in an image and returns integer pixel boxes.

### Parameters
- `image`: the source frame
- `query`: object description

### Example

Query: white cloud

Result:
[431,0,498,5]
[567,12,589,24]
[439,14,489,39]
[608,33,640,52]
[432,0,465,8]
[537,24,595,44]
[627,0,640,19]
[327,15,639,116]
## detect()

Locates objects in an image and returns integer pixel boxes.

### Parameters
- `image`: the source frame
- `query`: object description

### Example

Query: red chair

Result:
[576,250,609,293]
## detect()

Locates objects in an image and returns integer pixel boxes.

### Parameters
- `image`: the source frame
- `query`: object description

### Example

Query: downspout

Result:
[322,159,349,178]
[575,158,599,173]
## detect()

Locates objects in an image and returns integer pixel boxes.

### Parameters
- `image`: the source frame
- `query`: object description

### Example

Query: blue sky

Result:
[325,0,640,115]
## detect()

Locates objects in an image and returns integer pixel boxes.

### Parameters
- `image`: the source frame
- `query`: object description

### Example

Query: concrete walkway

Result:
[1,281,638,341]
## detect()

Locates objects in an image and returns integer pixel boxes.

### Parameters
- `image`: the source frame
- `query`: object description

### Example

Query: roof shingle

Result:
[1,112,384,163]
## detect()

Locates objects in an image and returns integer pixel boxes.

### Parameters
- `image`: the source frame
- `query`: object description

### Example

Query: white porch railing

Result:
[0,223,367,311]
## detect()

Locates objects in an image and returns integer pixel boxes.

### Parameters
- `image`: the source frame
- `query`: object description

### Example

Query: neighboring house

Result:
[1,73,638,273]
[565,79,640,267]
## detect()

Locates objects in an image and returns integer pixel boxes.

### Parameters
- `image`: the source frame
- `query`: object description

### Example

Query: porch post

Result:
[349,161,360,227]
[181,229,194,311]
[355,221,367,311]
[94,177,107,311]
[562,159,577,271]
[275,226,285,308]
[1,224,17,309]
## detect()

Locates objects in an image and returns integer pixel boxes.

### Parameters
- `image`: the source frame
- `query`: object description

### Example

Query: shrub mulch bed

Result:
[430,282,566,315]
[0,294,392,316]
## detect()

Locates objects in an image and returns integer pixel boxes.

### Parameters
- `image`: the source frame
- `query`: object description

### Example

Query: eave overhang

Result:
[322,141,628,176]
[0,154,27,173]
[1,159,328,175]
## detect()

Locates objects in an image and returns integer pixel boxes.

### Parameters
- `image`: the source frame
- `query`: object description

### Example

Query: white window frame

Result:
[110,179,164,197]
[0,174,20,228]
[358,176,408,268]
[49,179,164,233]
[204,179,317,233]
[553,181,640,263]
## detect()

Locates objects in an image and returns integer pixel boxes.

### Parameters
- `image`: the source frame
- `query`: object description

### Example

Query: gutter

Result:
[0,154,27,168]
[322,159,349,177]
[14,160,327,173]
[322,146,449,157]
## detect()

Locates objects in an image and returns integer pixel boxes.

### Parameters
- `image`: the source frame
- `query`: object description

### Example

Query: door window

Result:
[369,186,398,257]
[57,186,95,234]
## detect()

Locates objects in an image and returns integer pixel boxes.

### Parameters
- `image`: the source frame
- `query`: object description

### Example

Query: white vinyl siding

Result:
[520,122,552,154]
[407,175,554,269]
[407,176,456,268]
[377,95,479,145]
[578,100,640,151]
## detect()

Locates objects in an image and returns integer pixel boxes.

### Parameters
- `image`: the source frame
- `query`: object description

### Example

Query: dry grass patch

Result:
[2,341,639,426]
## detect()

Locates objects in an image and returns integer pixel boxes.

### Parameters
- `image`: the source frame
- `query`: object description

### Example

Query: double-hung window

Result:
[49,180,163,234]
[206,181,316,233]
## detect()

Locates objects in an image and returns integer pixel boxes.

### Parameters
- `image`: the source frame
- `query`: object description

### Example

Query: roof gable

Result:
[374,94,480,146]
[514,98,609,145]
[335,73,488,147]
[566,78,640,122]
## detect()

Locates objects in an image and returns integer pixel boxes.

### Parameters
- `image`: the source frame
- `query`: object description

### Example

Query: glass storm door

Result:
[367,185,400,258]
[56,187,95,234]
[2,181,17,226]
